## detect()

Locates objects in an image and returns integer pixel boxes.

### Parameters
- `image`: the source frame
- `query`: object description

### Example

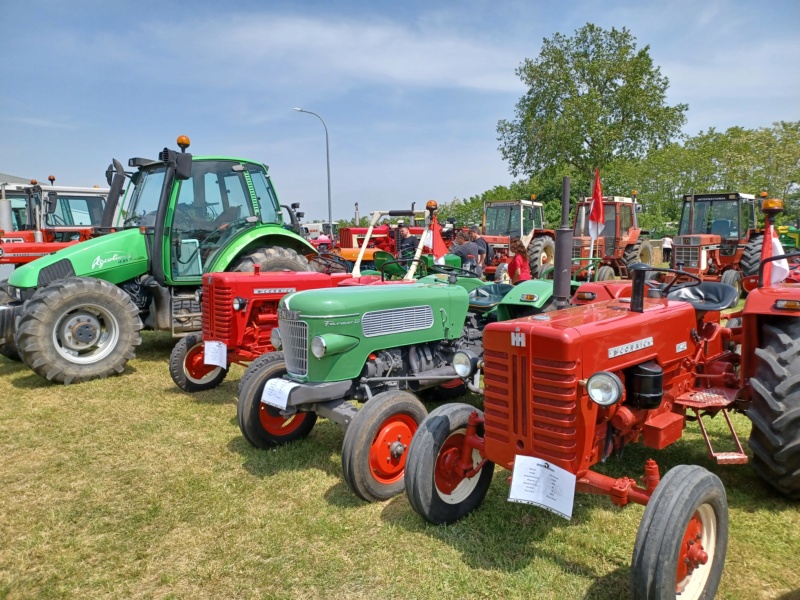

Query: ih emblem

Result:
[511,328,526,347]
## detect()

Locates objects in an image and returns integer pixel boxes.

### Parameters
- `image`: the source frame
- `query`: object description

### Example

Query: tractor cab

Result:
[483,198,545,239]
[572,194,650,278]
[672,193,760,291]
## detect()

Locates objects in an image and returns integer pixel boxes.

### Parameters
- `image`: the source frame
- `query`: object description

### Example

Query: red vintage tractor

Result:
[571,193,652,280]
[403,184,800,598]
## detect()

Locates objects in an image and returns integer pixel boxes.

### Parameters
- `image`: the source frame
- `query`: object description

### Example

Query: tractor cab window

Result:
[123,167,166,227]
[522,206,534,235]
[533,206,545,230]
[169,160,260,280]
[7,196,26,230]
[741,199,755,235]
[46,196,104,227]
[249,167,280,224]
[619,204,633,235]
[485,205,520,237]
[681,200,740,240]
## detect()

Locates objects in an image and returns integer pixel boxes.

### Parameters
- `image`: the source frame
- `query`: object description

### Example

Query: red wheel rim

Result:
[439,379,463,390]
[434,432,467,495]
[676,511,709,591]
[185,344,219,380]
[367,414,418,485]
[259,405,308,437]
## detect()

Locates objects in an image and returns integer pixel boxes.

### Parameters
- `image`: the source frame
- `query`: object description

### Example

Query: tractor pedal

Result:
[713,452,748,465]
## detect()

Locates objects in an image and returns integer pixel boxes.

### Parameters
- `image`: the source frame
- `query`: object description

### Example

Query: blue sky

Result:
[1,0,798,222]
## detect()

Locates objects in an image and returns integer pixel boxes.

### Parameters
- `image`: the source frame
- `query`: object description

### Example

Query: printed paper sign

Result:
[261,378,300,410]
[508,455,576,520]
[203,340,227,368]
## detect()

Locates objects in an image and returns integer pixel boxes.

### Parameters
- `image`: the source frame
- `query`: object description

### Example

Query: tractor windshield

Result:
[123,167,166,228]
[678,200,740,239]
[573,204,615,237]
[485,204,521,236]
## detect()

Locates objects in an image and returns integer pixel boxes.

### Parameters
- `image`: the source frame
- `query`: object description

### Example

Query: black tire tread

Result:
[232,246,310,273]
[739,234,763,276]
[0,279,22,361]
[527,236,555,280]
[169,332,227,392]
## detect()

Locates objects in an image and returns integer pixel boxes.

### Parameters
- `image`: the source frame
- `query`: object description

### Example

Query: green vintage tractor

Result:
[0,136,315,384]
[235,269,557,503]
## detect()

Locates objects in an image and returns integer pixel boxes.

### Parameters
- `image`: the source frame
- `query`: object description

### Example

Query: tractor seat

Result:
[666,281,739,312]
[468,283,514,313]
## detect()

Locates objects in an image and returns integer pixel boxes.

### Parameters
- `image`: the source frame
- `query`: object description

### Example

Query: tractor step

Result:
[675,387,738,408]
[690,406,749,466]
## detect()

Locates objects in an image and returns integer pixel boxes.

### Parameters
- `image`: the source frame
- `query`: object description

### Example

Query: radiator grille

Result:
[203,281,233,341]
[281,319,309,376]
[362,306,433,337]
[674,246,699,265]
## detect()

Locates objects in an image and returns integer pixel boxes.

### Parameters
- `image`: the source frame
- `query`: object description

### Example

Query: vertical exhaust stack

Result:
[0,183,12,232]
[554,177,573,309]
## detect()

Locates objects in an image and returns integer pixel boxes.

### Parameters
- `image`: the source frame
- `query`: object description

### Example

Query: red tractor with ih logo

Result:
[571,193,652,280]
[403,182,800,599]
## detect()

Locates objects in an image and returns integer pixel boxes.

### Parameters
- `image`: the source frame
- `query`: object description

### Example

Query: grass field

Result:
[1,331,799,599]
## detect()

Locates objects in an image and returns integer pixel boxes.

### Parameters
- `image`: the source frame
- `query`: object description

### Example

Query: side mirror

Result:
[45,192,59,214]
[291,202,301,210]
[175,153,192,180]
[296,212,305,219]
[635,204,643,213]
[105,163,115,186]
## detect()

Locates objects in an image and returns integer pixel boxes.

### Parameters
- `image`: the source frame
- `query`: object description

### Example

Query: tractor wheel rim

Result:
[434,430,481,504]
[53,304,120,364]
[676,504,716,596]
[259,405,306,436]
[541,247,554,266]
[368,413,418,484]
[183,341,222,384]
[439,379,463,390]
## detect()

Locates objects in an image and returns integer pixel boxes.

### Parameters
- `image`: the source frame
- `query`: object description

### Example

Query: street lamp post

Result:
[293,107,332,238]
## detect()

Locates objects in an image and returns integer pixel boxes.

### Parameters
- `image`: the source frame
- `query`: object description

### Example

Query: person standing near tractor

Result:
[508,237,531,284]
[662,234,673,265]
[396,223,418,258]
[468,225,492,277]
[451,230,481,273]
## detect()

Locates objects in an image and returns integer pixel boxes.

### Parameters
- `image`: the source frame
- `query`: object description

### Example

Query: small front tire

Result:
[169,333,228,392]
[237,352,317,448]
[405,403,494,524]
[341,390,428,502]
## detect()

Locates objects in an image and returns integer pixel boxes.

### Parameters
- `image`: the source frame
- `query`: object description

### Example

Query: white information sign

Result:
[508,455,576,520]
[203,340,228,368]
[261,379,300,410]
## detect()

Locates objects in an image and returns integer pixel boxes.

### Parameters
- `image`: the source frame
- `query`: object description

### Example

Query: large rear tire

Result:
[631,465,728,600]
[341,390,428,502]
[720,269,743,297]
[169,333,228,392]
[747,319,800,498]
[14,277,142,384]
[739,234,763,276]
[231,246,310,272]
[623,239,654,267]
[237,351,317,448]
[405,403,494,524]
[596,265,616,281]
[527,236,555,279]
[0,280,22,361]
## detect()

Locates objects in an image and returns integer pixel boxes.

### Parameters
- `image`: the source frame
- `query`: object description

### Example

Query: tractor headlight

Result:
[194,289,202,304]
[586,371,624,406]
[453,350,480,378]
[270,328,282,350]
[232,297,247,311]
[311,335,327,358]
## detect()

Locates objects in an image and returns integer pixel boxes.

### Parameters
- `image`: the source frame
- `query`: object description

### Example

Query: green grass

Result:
[1,332,798,599]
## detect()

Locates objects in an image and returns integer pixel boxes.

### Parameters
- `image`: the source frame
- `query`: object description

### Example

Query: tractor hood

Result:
[8,228,149,289]
[278,282,470,383]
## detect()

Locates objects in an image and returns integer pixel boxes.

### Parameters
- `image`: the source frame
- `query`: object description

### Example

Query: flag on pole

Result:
[423,214,449,265]
[589,168,604,240]
[760,220,790,285]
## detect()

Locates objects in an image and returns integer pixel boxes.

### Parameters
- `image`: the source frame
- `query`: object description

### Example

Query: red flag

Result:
[589,168,604,240]
[760,219,790,285]
[430,214,448,260]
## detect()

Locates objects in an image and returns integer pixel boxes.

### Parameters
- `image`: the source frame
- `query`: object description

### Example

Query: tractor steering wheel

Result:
[637,267,702,296]
[429,263,480,279]
[310,252,349,274]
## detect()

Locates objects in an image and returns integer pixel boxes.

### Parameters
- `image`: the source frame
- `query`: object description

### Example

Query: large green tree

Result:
[497,23,687,179]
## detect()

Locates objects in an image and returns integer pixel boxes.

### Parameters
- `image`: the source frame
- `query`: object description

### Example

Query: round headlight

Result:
[270,328,282,350]
[311,336,327,358]
[194,289,202,304]
[232,297,247,311]
[453,351,474,378]
[586,371,623,406]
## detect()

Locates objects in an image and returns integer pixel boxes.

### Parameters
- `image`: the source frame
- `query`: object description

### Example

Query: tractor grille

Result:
[280,319,309,376]
[484,348,578,465]
[674,246,699,265]
[203,281,233,341]
[362,306,433,337]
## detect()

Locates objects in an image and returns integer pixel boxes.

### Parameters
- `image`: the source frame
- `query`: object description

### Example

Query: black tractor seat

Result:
[468,283,514,314]
[666,281,739,312]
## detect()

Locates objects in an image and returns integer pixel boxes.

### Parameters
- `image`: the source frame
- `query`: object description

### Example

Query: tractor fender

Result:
[498,279,554,310]
[206,227,316,272]
[8,228,149,289]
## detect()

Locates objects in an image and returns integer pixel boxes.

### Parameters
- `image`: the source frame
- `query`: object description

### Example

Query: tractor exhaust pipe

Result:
[553,177,573,309]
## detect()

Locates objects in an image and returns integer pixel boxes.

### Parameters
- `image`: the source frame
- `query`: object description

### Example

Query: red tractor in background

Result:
[403,180,800,599]
[481,196,555,281]
[571,193,652,280]
[670,192,763,295]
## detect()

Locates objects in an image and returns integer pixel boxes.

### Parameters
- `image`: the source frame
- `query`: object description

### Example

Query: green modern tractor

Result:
[0,136,315,384]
